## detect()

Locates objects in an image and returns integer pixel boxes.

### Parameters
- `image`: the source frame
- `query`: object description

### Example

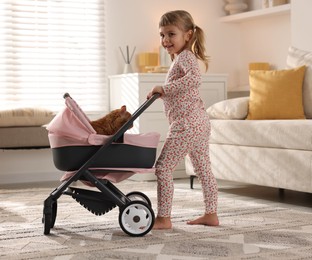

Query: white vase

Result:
[225,0,248,15]
[123,63,133,74]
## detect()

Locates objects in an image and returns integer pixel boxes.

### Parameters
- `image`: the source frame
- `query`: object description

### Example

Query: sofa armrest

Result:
[207,97,249,120]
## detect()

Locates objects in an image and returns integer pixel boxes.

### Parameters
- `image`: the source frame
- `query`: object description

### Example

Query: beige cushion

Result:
[0,108,54,127]
[286,46,312,118]
[0,126,50,148]
[207,97,249,119]
[247,66,306,120]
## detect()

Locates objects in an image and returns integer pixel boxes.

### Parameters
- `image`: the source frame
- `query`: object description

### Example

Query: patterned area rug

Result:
[1,179,312,260]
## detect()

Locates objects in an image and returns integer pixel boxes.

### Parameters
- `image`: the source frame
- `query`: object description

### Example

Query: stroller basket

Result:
[43,93,160,237]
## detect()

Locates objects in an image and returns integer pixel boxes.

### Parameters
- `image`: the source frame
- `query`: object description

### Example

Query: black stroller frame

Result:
[43,93,160,237]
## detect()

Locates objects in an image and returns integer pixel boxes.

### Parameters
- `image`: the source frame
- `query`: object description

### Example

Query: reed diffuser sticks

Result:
[119,45,136,64]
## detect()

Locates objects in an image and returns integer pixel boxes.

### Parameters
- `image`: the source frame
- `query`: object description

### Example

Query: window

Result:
[0,0,107,114]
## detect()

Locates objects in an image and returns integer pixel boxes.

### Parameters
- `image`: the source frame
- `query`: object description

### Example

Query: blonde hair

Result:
[159,10,209,71]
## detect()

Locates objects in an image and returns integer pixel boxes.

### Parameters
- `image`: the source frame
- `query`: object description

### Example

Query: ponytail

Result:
[191,26,209,72]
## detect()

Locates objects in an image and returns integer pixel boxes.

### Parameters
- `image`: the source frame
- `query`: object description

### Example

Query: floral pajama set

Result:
[155,49,218,217]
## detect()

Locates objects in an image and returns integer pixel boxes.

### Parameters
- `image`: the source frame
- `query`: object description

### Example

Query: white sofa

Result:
[185,46,312,193]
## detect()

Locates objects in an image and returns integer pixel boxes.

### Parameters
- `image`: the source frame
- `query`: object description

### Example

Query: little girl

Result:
[147,10,219,230]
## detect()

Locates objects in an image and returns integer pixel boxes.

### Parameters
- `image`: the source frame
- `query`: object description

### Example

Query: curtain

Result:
[0,0,107,114]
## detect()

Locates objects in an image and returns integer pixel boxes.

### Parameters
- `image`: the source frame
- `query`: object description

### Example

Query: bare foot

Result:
[152,216,172,230]
[187,213,219,226]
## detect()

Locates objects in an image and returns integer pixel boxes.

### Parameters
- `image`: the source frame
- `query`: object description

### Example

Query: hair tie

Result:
[193,25,197,32]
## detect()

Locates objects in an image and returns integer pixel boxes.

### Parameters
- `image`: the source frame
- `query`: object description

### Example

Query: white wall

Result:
[238,14,291,87]
[106,0,241,89]
[291,0,312,51]
[106,0,294,91]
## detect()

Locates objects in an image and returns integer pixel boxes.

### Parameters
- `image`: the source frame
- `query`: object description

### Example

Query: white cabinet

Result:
[109,73,227,180]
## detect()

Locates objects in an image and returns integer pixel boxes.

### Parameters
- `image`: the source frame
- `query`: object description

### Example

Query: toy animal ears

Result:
[121,105,127,112]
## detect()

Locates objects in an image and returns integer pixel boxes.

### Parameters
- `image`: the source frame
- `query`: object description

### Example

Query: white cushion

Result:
[286,46,312,118]
[207,97,249,119]
[0,107,54,127]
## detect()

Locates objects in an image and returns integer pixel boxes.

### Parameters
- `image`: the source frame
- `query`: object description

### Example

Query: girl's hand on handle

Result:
[147,86,165,99]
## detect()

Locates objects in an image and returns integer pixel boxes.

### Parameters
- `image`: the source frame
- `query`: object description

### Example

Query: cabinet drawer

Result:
[110,81,164,113]
[200,82,227,109]
[129,112,168,141]
[138,83,164,112]
[139,82,227,112]
[139,113,168,139]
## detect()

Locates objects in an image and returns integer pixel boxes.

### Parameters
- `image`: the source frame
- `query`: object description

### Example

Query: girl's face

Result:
[159,25,192,56]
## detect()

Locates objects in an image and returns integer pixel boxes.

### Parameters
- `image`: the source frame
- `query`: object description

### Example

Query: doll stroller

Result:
[42,93,160,237]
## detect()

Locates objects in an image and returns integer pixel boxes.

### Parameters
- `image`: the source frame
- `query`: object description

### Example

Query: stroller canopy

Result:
[47,94,160,149]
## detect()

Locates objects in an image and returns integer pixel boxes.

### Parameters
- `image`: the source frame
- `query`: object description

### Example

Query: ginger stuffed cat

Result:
[90,105,132,135]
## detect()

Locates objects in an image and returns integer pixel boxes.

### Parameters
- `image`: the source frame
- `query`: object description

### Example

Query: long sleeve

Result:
[161,50,208,132]
[163,50,201,96]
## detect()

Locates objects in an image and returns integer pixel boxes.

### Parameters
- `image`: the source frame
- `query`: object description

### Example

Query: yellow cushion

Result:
[249,62,270,70]
[247,66,306,120]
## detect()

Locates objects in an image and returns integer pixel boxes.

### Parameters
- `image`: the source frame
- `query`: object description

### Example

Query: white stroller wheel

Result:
[119,200,155,237]
[126,191,152,207]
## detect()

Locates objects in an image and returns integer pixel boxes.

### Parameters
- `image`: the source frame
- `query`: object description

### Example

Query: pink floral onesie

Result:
[155,49,218,217]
